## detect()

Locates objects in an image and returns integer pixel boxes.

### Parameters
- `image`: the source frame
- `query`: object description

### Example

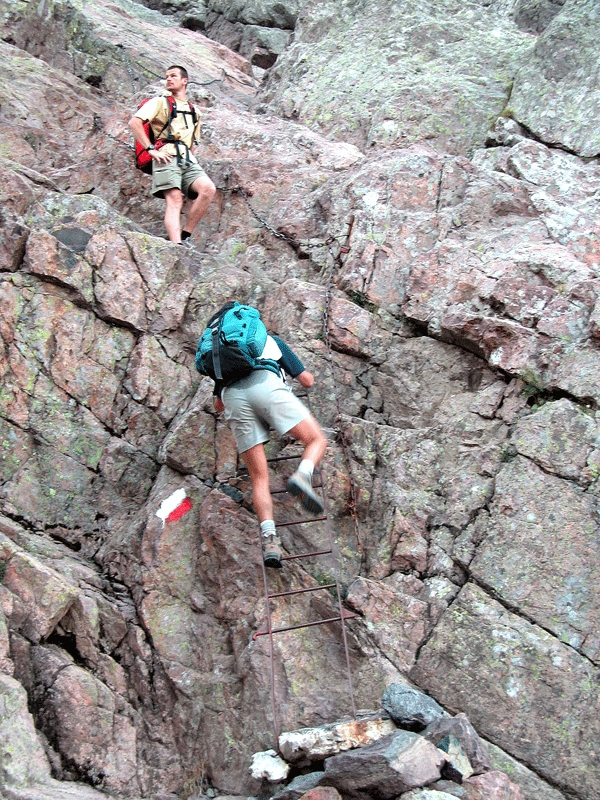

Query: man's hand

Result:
[214,397,225,413]
[150,148,172,165]
[128,117,172,165]
[296,371,314,388]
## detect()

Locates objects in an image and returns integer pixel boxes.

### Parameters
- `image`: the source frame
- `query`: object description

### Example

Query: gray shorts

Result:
[222,370,310,454]
[152,159,207,199]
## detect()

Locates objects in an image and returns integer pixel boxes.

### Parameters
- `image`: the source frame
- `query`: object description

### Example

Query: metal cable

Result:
[125,59,252,90]
[306,393,357,722]
[93,115,135,150]
[114,44,141,92]
[233,186,349,251]
[88,125,350,253]
[321,216,365,553]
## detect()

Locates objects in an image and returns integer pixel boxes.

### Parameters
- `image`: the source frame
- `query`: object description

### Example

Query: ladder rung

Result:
[268,583,336,599]
[271,482,323,495]
[253,612,358,639]
[257,382,358,737]
[277,516,327,527]
[281,548,332,560]
[266,453,303,463]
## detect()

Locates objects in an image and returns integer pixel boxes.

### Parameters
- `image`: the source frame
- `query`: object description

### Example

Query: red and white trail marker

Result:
[155,488,193,527]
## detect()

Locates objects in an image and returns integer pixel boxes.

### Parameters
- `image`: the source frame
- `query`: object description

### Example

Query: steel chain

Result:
[91,117,343,249]
[122,48,138,93]
[119,54,253,91]
[233,187,342,250]
[93,115,135,150]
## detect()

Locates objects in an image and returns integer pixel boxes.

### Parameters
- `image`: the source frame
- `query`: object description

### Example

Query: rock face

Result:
[508,0,600,156]
[136,0,298,66]
[0,0,598,799]
[258,0,600,158]
[412,584,600,800]
[258,0,533,155]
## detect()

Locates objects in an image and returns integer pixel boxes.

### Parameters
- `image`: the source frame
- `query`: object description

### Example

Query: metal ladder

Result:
[252,392,357,743]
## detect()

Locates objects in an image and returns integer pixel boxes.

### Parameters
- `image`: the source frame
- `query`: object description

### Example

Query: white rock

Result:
[249,750,290,782]
[279,714,397,762]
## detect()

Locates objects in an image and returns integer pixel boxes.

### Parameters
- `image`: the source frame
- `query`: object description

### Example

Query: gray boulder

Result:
[382,683,448,731]
[272,772,324,800]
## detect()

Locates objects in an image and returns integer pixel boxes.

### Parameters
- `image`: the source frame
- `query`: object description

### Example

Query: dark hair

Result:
[166,65,188,80]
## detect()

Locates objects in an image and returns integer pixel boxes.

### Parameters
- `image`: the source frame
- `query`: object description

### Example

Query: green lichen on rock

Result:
[259,0,534,155]
[507,0,600,156]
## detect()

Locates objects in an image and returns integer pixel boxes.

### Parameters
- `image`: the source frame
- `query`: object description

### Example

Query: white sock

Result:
[298,459,314,480]
[260,520,276,537]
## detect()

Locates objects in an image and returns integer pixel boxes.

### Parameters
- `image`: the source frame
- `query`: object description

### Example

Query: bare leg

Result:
[285,415,327,514]
[164,188,184,242]
[182,175,216,236]
[241,442,273,523]
[286,415,327,466]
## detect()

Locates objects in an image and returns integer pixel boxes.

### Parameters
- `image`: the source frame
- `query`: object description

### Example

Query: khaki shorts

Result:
[222,370,310,454]
[152,159,207,199]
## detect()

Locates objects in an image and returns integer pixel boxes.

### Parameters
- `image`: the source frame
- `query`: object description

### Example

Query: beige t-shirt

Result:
[135,95,201,162]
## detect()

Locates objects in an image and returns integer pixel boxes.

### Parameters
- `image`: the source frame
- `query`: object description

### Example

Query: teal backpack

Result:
[195,302,280,384]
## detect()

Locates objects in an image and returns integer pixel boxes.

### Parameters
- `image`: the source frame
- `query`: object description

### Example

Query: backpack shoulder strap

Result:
[152,96,175,140]
[166,95,177,121]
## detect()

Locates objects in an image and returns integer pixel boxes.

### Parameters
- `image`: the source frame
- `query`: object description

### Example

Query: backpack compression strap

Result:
[211,323,223,381]
[207,302,237,383]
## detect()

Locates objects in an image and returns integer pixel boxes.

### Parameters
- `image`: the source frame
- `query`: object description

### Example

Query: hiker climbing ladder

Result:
[252,391,357,741]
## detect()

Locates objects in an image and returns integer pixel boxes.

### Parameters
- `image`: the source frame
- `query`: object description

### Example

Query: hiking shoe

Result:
[287,471,324,515]
[263,533,283,569]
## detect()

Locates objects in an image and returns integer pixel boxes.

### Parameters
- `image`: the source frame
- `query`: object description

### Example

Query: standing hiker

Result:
[196,302,327,569]
[128,65,216,243]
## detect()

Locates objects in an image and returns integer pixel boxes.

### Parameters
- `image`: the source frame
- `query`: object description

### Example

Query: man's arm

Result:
[270,335,316,387]
[128,110,172,166]
[271,335,306,378]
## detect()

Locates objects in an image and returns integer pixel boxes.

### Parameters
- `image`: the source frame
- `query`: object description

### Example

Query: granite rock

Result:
[412,584,600,800]
[508,0,600,157]
[423,714,492,776]
[0,0,599,797]
[320,730,444,798]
